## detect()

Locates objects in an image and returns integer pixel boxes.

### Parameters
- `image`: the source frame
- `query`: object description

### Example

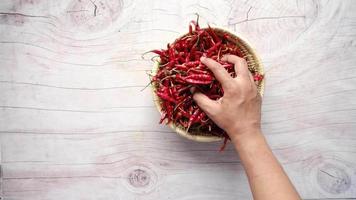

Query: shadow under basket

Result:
[151,27,265,142]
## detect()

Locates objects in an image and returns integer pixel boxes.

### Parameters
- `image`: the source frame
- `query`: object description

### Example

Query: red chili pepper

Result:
[175,111,183,121]
[188,68,210,75]
[175,74,187,84]
[179,119,189,128]
[206,41,222,57]
[185,52,191,63]
[187,109,201,129]
[184,74,213,84]
[254,73,264,81]
[175,64,188,71]
[222,33,230,41]
[171,87,179,99]
[219,137,229,152]
[164,60,175,70]
[188,106,194,114]
[178,108,190,118]
[189,24,193,34]
[185,79,212,85]
[207,25,221,43]
[165,102,174,123]
[155,68,165,78]
[177,86,190,94]
[158,86,169,93]
[186,74,213,80]
[151,49,166,57]
[194,112,206,123]
[221,63,233,70]
[208,94,221,100]
[185,61,200,68]
[159,112,167,124]
[156,91,176,103]
[190,20,200,31]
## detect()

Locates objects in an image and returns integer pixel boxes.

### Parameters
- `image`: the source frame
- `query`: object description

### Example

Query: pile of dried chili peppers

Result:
[150,19,263,150]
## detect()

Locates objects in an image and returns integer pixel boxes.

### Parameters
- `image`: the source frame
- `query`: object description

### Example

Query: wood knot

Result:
[67,0,123,32]
[317,163,351,194]
[128,169,150,188]
[122,165,158,194]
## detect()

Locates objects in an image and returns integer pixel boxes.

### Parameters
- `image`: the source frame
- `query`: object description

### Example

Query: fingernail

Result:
[200,56,206,62]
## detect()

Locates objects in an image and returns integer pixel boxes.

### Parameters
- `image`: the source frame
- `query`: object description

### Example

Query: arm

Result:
[192,55,301,200]
[233,129,300,200]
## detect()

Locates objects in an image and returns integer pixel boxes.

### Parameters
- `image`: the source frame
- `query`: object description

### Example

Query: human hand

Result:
[192,55,262,143]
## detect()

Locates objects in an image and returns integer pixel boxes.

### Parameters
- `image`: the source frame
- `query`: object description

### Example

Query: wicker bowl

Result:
[151,27,265,142]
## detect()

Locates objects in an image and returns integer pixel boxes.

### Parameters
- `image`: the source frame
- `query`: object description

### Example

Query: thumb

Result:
[192,92,219,116]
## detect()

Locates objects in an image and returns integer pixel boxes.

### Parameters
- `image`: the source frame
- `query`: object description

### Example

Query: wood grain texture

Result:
[0,0,356,199]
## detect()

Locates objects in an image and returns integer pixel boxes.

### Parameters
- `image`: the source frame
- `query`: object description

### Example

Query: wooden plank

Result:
[0,0,356,199]
[0,140,3,200]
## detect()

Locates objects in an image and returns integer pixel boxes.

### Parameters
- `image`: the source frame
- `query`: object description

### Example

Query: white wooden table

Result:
[1,0,355,199]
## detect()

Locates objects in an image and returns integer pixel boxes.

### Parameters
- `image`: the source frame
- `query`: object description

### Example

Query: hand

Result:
[192,55,262,142]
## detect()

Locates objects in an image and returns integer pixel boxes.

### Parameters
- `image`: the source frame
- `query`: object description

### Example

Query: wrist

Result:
[226,123,261,142]
[228,127,264,150]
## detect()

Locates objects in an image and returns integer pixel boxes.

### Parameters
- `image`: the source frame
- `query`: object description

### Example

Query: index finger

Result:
[221,55,251,79]
[200,57,232,86]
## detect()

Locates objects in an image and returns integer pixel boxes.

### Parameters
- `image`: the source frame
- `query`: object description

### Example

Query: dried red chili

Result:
[150,17,263,150]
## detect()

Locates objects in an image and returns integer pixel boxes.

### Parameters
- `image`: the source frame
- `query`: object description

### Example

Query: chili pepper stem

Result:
[141,79,154,92]
[149,55,160,63]
[158,75,174,83]
[173,100,185,112]
[195,13,200,26]
[141,50,166,61]
[217,47,222,61]
[141,50,155,60]
[186,123,193,133]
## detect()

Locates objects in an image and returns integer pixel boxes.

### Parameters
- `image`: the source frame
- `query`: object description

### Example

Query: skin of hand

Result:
[193,55,261,143]
[192,55,301,200]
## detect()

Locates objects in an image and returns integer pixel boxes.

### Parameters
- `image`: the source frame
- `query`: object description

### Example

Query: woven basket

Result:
[151,27,265,142]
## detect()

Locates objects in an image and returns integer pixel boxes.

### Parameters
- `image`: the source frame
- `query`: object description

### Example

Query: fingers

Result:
[200,57,232,86]
[221,55,251,79]
[192,92,219,116]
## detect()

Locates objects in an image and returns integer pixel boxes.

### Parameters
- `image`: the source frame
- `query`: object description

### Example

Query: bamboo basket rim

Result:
[151,27,265,142]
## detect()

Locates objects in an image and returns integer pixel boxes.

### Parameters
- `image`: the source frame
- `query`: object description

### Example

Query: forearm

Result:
[231,129,301,200]
[192,55,300,199]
